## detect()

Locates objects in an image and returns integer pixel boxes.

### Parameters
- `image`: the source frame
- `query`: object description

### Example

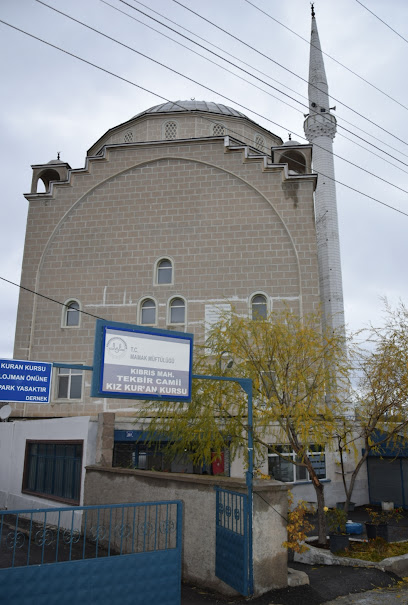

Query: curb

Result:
[294,539,408,577]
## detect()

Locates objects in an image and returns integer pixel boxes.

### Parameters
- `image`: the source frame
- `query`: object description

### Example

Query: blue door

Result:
[215,487,249,596]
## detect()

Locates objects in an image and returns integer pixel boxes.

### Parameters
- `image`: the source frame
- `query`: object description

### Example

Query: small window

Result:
[141,298,156,325]
[64,300,80,327]
[255,135,265,151]
[22,440,83,504]
[57,367,83,400]
[213,123,225,136]
[156,259,173,284]
[124,130,133,143]
[164,121,177,140]
[169,297,185,324]
[251,294,267,320]
[268,445,326,482]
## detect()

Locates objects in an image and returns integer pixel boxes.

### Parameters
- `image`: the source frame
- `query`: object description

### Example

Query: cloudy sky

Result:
[0,0,407,359]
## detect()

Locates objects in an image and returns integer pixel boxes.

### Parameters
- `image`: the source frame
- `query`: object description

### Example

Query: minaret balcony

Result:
[304,112,337,141]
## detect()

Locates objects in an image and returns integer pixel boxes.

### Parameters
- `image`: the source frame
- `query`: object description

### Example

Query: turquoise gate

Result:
[0,501,182,605]
[215,487,251,596]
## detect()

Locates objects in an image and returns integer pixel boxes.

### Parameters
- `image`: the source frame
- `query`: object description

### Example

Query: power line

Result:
[31,2,408,198]
[355,0,408,45]
[1,17,407,217]
[121,0,408,165]
[0,276,106,322]
[245,0,408,112]
[38,0,307,120]
[171,0,408,148]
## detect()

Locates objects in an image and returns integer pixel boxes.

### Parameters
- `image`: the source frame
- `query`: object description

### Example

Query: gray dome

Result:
[47,158,64,164]
[283,139,301,146]
[133,100,248,119]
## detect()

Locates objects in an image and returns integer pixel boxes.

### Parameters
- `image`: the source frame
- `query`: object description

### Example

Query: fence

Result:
[0,501,182,605]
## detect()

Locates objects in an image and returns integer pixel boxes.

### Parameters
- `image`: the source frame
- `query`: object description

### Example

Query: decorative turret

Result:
[304,6,345,337]
[30,153,71,194]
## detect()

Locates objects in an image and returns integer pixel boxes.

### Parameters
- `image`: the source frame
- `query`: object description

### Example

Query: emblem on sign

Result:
[106,337,127,359]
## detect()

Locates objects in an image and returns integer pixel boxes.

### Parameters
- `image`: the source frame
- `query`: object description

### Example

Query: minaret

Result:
[304,5,346,337]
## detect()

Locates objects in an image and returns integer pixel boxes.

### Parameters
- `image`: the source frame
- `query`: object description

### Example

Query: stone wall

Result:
[84,466,288,597]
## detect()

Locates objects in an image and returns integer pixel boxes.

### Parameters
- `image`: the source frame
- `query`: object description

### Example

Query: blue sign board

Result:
[91,320,193,402]
[0,359,52,403]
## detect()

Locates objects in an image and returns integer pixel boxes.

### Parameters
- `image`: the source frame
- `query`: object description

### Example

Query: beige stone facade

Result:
[13,101,319,419]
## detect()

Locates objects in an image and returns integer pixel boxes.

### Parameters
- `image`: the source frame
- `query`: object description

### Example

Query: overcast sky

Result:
[0,0,407,359]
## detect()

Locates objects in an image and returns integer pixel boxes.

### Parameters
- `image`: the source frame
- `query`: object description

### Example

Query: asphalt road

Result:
[181,562,403,605]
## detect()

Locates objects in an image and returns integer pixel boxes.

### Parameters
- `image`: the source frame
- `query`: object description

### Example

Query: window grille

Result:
[164,121,177,140]
[124,130,133,143]
[23,441,83,504]
[255,135,265,151]
[213,123,225,136]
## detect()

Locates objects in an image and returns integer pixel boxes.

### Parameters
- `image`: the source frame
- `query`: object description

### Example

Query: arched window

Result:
[156,259,173,284]
[251,294,267,320]
[213,123,225,136]
[279,150,307,174]
[169,298,185,324]
[63,300,80,327]
[140,298,156,325]
[164,121,178,140]
[35,168,61,193]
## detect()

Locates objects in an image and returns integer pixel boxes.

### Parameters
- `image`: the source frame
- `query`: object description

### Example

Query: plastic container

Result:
[345,521,363,535]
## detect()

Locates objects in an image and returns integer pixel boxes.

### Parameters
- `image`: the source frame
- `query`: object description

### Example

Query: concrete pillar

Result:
[95,412,115,467]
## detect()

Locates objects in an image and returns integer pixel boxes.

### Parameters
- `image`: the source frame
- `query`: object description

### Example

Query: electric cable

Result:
[29,2,408,198]
[355,0,408,45]
[0,276,106,322]
[171,0,408,148]
[245,0,408,112]
[0,18,407,217]
[36,0,307,119]
[116,0,408,163]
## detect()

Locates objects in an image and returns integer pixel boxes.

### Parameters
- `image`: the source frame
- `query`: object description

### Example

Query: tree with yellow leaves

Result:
[336,300,408,514]
[136,307,350,545]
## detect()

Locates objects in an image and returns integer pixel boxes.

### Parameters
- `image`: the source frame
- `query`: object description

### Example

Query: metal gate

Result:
[0,501,182,605]
[215,487,250,596]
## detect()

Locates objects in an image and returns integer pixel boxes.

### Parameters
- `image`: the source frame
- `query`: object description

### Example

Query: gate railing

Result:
[215,487,250,596]
[0,501,182,569]
[216,487,247,537]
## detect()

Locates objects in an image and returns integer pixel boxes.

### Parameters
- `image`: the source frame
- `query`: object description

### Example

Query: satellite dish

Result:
[0,404,12,421]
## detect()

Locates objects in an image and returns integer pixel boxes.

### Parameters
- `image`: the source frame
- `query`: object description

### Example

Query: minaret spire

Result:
[304,9,346,337]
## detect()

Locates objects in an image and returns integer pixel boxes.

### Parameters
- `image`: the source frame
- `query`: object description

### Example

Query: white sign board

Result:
[92,321,193,402]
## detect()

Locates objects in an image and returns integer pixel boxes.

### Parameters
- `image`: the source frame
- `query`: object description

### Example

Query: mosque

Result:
[8,10,361,505]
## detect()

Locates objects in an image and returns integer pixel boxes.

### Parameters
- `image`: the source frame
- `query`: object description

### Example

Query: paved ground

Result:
[181,564,403,605]
[323,583,408,604]
[181,506,408,605]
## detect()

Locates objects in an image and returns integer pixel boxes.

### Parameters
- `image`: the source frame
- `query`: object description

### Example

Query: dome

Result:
[283,138,301,146]
[133,100,248,120]
[47,158,64,164]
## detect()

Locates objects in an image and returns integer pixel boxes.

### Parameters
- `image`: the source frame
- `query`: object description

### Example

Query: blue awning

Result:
[368,429,408,458]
